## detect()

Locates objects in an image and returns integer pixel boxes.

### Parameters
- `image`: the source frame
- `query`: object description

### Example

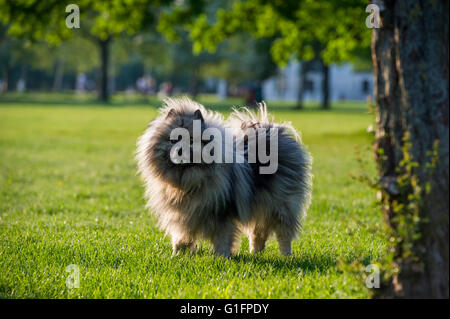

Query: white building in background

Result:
[262,61,373,102]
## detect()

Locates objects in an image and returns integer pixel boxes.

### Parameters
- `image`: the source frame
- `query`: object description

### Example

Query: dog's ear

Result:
[166,108,183,126]
[194,109,204,122]
[166,108,176,119]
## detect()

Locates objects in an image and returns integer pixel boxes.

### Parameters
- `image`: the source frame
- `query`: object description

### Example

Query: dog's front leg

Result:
[249,224,271,254]
[171,237,196,256]
[275,229,293,256]
[211,222,238,257]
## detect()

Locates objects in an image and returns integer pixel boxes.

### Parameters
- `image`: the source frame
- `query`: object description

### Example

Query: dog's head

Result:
[161,107,207,166]
[137,97,222,187]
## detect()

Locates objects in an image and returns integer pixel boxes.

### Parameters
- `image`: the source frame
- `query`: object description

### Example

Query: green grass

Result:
[0,93,385,298]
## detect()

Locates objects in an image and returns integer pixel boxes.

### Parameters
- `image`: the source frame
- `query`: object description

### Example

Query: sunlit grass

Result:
[0,94,384,298]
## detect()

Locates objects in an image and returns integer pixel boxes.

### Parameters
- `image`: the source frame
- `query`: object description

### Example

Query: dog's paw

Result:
[214,250,232,258]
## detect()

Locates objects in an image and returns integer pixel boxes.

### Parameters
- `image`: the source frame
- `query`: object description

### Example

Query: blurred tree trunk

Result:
[19,65,27,91]
[190,68,199,98]
[52,58,64,91]
[255,81,263,104]
[296,62,308,110]
[98,38,110,102]
[372,0,449,298]
[1,69,8,92]
[320,59,329,109]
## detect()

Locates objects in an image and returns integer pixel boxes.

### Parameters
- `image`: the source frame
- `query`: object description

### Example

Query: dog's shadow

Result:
[191,246,337,274]
[231,253,336,274]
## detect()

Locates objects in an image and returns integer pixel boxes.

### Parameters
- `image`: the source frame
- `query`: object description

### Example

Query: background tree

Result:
[165,33,220,98]
[158,0,278,101]
[0,25,15,91]
[197,34,278,100]
[176,0,370,109]
[371,0,448,298]
[1,19,101,93]
[0,0,187,101]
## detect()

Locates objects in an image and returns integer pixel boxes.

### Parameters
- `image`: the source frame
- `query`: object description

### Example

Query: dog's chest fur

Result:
[150,165,238,236]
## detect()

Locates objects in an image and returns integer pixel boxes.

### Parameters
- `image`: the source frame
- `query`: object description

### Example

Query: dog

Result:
[136,97,312,256]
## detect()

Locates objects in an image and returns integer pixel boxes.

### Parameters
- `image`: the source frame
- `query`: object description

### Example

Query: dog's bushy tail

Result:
[230,101,303,143]
[229,102,271,130]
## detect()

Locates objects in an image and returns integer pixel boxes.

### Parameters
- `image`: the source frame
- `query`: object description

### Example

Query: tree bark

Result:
[98,38,110,102]
[320,59,330,109]
[372,0,449,298]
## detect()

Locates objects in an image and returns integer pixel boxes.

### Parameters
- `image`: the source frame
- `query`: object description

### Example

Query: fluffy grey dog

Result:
[136,97,312,256]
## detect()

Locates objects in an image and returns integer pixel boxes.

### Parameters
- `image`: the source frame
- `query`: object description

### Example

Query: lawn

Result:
[0,93,385,298]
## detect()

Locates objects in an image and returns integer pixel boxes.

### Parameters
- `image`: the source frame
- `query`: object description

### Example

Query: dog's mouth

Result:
[175,160,210,168]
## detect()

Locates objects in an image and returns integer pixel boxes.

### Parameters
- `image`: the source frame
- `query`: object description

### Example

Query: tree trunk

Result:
[372,0,449,298]
[190,68,199,98]
[254,81,263,104]
[53,58,64,91]
[98,38,110,102]
[296,62,308,110]
[1,68,8,92]
[320,59,330,109]
[217,79,227,100]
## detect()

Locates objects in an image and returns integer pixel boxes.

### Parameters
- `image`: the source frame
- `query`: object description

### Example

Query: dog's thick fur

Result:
[136,97,312,256]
